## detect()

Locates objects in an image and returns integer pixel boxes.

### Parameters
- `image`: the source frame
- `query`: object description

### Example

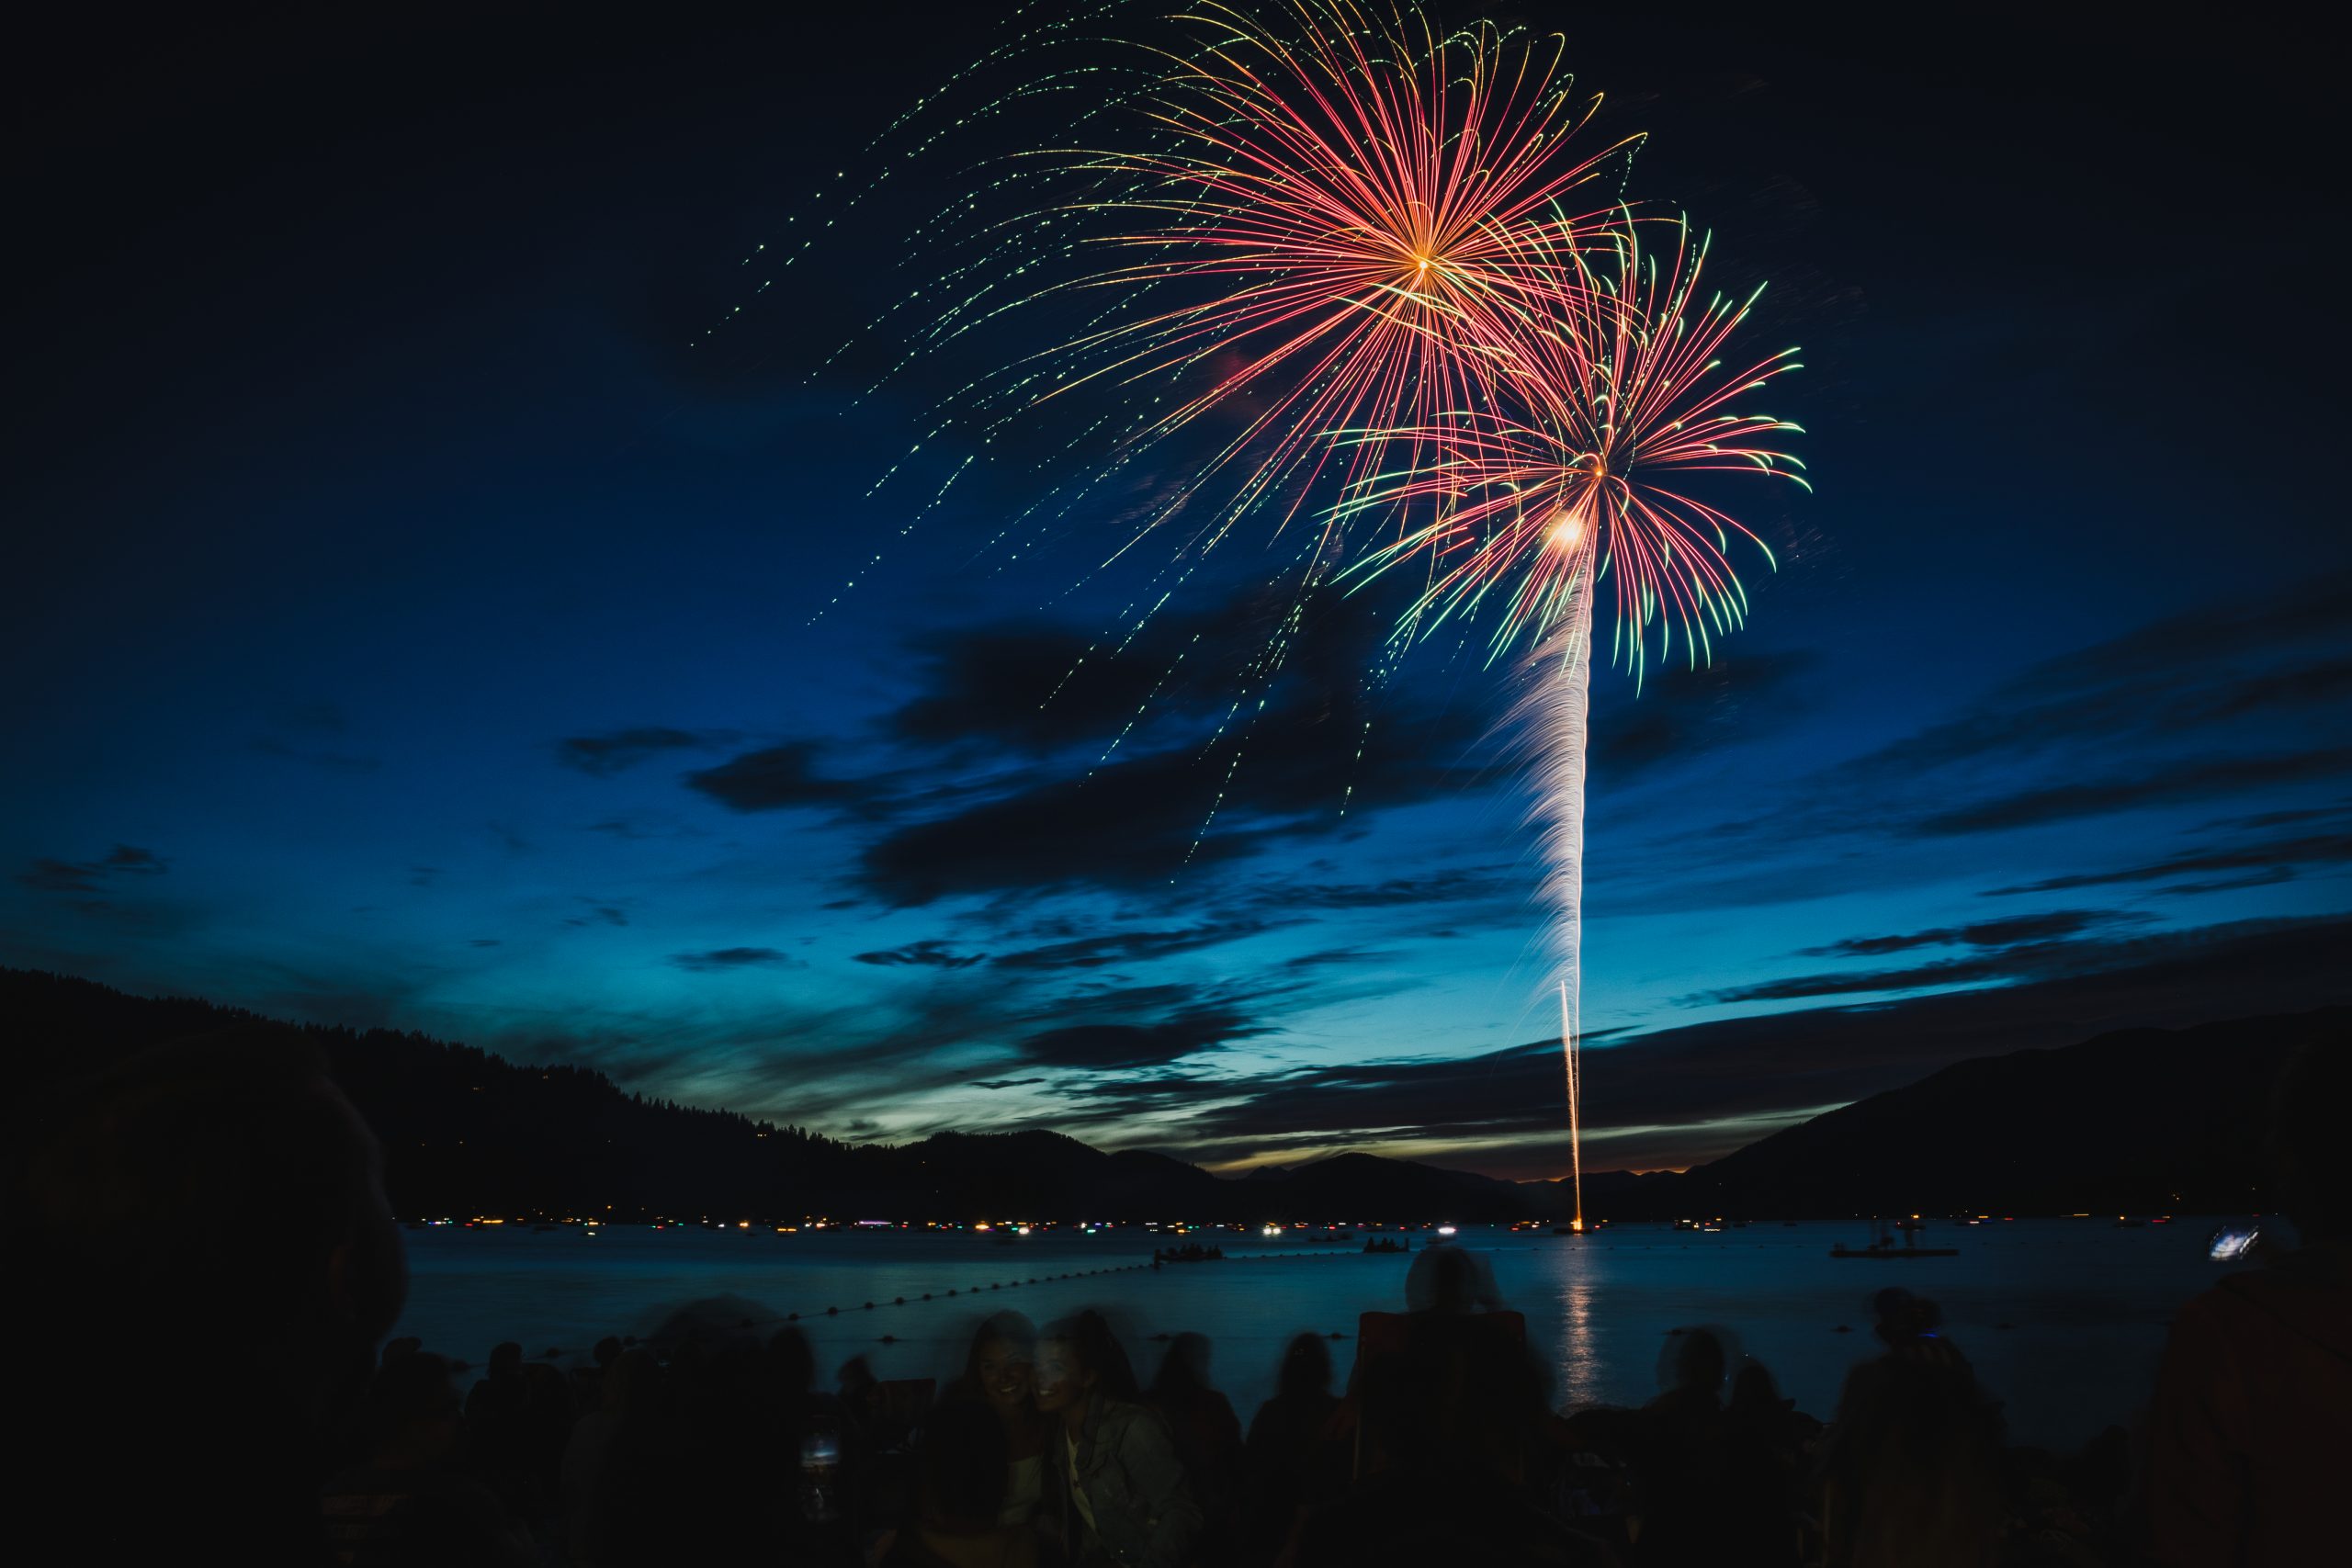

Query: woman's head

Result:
[1149,1332,1215,1401]
[1035,1311,1136,1414]
[1727,1360,1781,1417]
[1276,1332,1333,1401]
[964,1312,1036,1416]
[1672,1329,1726,1394]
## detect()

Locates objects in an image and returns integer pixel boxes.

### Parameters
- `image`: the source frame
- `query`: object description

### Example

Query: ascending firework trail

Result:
[1535,581,1593,1229]
[1342,215,1806,1202]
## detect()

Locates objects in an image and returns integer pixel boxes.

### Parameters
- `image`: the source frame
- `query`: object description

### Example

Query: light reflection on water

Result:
[1554,1266,1600,1411]
[396,1219,2234,1450]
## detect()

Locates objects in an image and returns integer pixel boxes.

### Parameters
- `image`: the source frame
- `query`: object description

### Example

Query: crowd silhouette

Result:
[6,1023,2343,1565]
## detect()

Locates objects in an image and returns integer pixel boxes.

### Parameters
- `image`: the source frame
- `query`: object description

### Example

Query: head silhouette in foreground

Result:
[8,1025,407,1563]
[2147,1031,2349,1567]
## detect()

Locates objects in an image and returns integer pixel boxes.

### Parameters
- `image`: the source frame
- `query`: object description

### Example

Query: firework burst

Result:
[1005,0,1635,562]
[775,4,1807,1209]
[1341,211,1806,674]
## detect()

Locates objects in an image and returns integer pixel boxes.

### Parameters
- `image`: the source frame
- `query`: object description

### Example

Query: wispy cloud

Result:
[671,946,803,972]
[556,726,730,777]
[17,844,169,894]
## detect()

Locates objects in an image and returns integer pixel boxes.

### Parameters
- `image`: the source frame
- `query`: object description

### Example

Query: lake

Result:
[396,1218,2248,1451]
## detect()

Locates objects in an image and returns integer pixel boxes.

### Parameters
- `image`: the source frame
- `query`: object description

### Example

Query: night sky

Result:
[9,5,2347,1179]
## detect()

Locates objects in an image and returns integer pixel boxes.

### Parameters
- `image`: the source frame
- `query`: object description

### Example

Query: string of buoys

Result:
[775,1262,1154,1325]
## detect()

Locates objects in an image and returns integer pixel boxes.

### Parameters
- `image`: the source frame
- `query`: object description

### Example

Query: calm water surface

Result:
[397,1219,2242,1450]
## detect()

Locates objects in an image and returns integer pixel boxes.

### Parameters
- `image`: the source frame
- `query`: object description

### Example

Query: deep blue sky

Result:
[8,4,2346,1177]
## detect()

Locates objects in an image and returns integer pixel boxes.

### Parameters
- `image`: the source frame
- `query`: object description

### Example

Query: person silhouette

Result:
[2148,1032,2349,1566]
[10,1025,409,1564]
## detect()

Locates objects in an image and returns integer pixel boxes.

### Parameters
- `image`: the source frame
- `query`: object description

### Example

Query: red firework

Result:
[1027,0,1634,557]
[1340,212,1807,674]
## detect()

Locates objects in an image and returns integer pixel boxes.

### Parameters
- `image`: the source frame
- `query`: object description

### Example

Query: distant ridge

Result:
[6,970,2331,1222]
[1542,1008,2343,1219]
[0,970,1527,1223]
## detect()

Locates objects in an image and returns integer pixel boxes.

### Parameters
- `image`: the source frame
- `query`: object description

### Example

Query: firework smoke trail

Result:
[1536,574,1592,1231]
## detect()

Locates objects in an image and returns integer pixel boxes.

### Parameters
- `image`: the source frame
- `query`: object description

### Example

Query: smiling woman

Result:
[1035,1311,1200,1568]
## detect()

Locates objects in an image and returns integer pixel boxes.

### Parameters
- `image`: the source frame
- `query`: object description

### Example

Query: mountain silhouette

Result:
[7,969,2332,1222]
[1538,1007,2342,1219]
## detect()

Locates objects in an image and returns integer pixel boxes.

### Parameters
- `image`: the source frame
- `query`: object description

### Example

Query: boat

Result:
[1831,1216,1957,1258]
[1154,1244,1225,1264]
[1830,1242,1960,1258]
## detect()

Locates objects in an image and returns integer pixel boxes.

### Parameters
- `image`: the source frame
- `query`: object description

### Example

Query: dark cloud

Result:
[851,588,1495,904]
[992,920,1279,971]
[1799,908,2137,957]
[19,859,100,894]
[251,702,377,772]
[272,700,347,732]
[556,726,719,777]
[249,735,380,773]
[1917,749,2352,836]
[1589,649,1815,777]
[1283,946,1391,969]
[1860,573,2352,781]
[469,938,503,948]
[686,741,876,814]
[1692,911,2297,1006]
[1233,865,1517,912]
[582,810,706,841]
[1695,949,2066,1005]
[565,902,629,928]
[1667,577,2352,880]
[888,625,1214,755]
[1125,915,2352,1176]
[17,845,168,894]
[854,940,988,969]
[2211,803,2352,831]
[2160,870,2300,895]
[1019,1007,1261,1070]
[410,866,441,887]
[1983,831,2352,896]
[671,946,802,972]
[972,1077,1046,1090]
